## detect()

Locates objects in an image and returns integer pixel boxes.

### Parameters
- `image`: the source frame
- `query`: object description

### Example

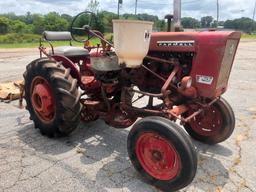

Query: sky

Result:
[0,0,255,21]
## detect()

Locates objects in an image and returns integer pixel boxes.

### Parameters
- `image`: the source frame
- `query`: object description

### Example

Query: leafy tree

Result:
[32,14,46,34]
[137,14,158,22]
[61,14,73,23]
[201,16,214,28]
[97,11,118,32]
[224,19,233,29]
[3,11,256,38]
[181,17,200,28]
[0,16,10,34]
[0,13,19,21]
[25,12,33,24]
[10,20,30,33]
[10,19,33,34]
[224,17,256,33]
[87,0,100,14]
[44,12,69,31]
[122,14,138,20]
[211,20,218,28]
[155,20,166,31]
[218,21,225,26]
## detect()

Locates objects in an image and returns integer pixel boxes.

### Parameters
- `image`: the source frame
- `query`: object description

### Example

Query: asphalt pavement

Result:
[0,41,255,192]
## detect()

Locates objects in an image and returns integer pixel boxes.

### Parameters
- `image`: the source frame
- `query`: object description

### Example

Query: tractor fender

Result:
[51,55,83,86]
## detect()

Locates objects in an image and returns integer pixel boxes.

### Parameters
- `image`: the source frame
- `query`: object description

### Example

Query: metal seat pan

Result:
[49,46,89,57]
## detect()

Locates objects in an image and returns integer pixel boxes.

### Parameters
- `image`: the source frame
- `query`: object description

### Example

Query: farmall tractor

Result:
[23,11,240,191]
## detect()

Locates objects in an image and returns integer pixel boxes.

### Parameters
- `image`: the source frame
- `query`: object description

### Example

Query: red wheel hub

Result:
[135,132,180,180]
[30,77,55,122]
[188,105,222,136]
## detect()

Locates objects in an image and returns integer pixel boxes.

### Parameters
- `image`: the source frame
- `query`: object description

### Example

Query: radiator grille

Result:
[217,39,238,89]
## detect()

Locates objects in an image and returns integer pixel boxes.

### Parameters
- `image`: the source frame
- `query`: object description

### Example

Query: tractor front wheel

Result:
[183,97,235,145]
[23,58,82,137]
[127,117,197,192]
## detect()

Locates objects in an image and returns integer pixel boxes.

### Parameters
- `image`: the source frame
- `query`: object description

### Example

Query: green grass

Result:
[0,33,101,48]
[0,33,41,43]
[1,33,256,48]
[0,42,38,48]
[0,40,99,48]
[0,39,100,48]
[241,34,256,39]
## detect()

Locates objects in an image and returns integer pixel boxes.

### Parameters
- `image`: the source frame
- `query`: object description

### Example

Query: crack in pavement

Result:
[229,117,254,192]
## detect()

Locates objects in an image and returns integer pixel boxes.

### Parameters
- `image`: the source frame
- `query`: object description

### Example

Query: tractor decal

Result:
[157,40,195,47]
[196,75,214,85]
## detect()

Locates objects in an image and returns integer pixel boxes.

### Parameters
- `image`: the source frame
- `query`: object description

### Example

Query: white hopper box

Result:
[113,20,153,68]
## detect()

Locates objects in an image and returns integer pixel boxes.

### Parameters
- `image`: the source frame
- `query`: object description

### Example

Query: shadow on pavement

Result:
[17,120,231,191]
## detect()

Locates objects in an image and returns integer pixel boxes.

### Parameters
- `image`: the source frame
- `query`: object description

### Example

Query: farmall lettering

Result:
[157,40,195,47]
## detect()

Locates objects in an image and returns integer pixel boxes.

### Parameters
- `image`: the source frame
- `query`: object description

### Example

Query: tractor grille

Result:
[217,39,239,89]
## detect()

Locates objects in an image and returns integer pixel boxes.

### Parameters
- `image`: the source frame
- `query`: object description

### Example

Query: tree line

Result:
[181,16,256,33]
[0,11,166,35]
[0,11,256,35]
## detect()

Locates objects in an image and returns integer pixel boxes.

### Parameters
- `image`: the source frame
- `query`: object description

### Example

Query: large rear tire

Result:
[127,117,197,192]
[183,97,235,145]
[23,58,82,137]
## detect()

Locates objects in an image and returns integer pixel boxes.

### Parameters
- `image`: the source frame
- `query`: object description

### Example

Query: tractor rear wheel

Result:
[23,58,82,137]
[183,97,235,145]
[127,117,197,192]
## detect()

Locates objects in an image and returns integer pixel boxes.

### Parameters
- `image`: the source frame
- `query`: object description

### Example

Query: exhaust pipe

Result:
[165,0,181,32]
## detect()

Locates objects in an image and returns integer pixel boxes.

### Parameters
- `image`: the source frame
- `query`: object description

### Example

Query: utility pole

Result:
[217,0,219,26]
[173,0,181,31]
[135,0,138,15]
[253,0,256,20]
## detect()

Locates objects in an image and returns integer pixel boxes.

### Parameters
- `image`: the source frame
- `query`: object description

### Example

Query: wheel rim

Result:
[188,105,222,136]
[135,132,181,181]
[30,76,55,122]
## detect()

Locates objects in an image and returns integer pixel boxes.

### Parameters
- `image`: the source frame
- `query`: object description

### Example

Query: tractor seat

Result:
[42,31,90,57]
[49,46,90,57]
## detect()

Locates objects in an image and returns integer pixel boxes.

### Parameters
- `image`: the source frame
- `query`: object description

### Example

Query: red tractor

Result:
[23,12,240,191]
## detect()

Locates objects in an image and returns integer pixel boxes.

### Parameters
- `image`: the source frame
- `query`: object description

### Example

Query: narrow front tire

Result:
[127,116,197,191]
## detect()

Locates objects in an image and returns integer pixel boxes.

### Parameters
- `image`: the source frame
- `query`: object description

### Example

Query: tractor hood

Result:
[149,31,241,98]
[149,31,241,53]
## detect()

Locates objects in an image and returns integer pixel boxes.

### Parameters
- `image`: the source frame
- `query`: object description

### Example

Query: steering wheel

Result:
[70,11,97,43]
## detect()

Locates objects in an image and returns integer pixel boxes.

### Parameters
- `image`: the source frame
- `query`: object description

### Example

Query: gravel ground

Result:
[0,41,255,192]
[0,48,37,82]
